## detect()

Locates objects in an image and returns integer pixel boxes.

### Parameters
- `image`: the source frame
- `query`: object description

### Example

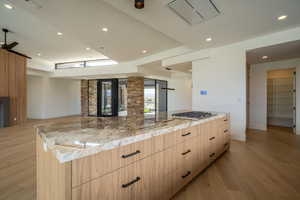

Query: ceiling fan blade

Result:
[6,42,18,50]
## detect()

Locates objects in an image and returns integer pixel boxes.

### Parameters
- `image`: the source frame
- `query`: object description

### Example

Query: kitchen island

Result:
[36,112,230,200]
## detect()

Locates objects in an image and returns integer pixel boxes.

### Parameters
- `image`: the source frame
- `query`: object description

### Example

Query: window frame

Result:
[55,59,117,69]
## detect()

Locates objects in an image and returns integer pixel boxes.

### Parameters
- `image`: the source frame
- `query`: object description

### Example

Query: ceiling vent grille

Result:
[168,0,220,25]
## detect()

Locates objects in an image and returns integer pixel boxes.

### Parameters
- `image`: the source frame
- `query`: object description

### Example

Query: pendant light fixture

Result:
[135,0,144,9]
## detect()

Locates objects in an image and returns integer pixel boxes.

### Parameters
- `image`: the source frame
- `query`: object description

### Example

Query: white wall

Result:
[27,75,81,119]
[27,76,45,119]
[167,74,192,112]
[249,58,300,132]
[42,78,81,118]
[192,45,247,141]
[146,72,192,112]
[174,27,300,141]
[28,73,191,119]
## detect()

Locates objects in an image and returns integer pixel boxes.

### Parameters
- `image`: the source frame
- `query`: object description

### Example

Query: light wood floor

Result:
[0,118,300,200]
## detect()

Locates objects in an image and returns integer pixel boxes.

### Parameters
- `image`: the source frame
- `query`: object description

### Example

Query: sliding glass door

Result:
[96,78,167,117]
[144,79,156,115]
[144,79,168,117]
[118,79,128,116]
[156,80,168,113]
[97,79,118,117]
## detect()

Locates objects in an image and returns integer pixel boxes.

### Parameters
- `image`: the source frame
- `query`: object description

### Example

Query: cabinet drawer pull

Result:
[122,150,141,159]
[224,119,228,122]
[122,177,141,188]
[181,149,191,155]
[209,137,215,141]
[224,130,228,133]
[182,132,191,137]
[181,171,191,179]
[209,153,215,158]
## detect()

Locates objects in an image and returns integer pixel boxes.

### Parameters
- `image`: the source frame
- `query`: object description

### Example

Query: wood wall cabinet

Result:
[37,116,231,200]
[0,50,9,96]
[0,49,27,126]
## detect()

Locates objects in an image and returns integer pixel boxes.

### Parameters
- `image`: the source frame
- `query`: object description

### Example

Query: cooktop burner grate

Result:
[172,111,214,119]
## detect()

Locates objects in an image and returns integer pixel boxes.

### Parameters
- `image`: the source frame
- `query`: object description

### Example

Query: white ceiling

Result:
[0,0,179,64]
[247,40,300,64]
[168,62,192,73]
[139,60,192,76]
[105,0,300,49]
[1,0,300,69]
[0,1,108,69]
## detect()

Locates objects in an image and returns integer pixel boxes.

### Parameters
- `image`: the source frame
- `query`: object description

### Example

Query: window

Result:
[86,60,118,67]
[55,59,118,69]
[55,61,84,69]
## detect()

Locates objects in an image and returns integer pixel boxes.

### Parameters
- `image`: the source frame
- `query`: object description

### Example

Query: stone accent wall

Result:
[127,76,144,117]
[81,77,145,118]
[81,80,89,116]
[88,80,98,116]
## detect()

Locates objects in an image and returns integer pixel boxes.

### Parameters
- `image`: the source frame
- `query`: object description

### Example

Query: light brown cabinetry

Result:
[0,49,27,126]
[0,50,9,97]
[37,116,231,200]
[72,139,153,187]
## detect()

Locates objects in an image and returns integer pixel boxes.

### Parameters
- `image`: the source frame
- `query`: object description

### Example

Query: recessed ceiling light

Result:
[86,47,91,51]
[262,56,268,59]
[277,15,287,20]
[37,53,41,56]
[142,50,147,54]
[102,27,108,32]
[57,32,63,36]
[206,37,212,42]
[4,4,13,9]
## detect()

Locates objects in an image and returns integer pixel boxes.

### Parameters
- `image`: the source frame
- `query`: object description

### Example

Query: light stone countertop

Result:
[36,112,227,163]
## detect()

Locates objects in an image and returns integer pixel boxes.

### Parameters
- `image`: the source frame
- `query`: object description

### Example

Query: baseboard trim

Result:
[231,133,246,142]
[248,123,267,131]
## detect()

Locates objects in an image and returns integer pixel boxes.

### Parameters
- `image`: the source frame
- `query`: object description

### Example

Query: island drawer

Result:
[151,171,173,200]
[152,130,178,153]
[153,145,176,175]
[72,138,152,187]
[176,125,198,143]
[175,138,199,171]
[223,126,231,144]
[111,138,152,171]
[173,168,195,195]
[90,156,153,200]
[221,115,230,127]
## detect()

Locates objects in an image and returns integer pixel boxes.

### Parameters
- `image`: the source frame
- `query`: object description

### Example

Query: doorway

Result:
[246,40,300,134]
[267,69,295,131]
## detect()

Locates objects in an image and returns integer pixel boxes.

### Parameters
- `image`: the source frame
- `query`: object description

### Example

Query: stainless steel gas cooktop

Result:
[172,111,215,120]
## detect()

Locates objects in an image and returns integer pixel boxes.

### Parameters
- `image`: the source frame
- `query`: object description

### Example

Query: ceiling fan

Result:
[1,28,31,58]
